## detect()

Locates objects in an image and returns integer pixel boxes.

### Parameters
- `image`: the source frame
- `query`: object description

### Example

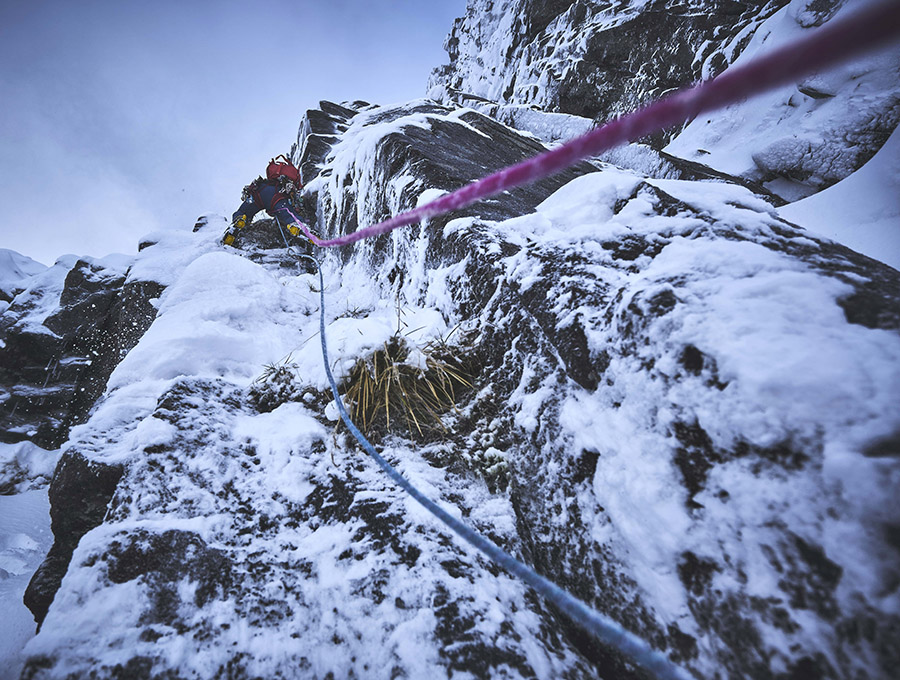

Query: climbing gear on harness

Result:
[288,224,301,237]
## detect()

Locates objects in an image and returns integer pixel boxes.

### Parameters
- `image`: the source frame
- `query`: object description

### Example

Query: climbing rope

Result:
[260,7,900,675]
[272,238,692,680]
[282,0,900,248]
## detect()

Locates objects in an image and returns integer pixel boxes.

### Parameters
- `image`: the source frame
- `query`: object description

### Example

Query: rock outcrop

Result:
[429,0,900,200]
[300,99,900,679]
[18,94,900,680]
[0,255,160,451]
[428,0,791,142]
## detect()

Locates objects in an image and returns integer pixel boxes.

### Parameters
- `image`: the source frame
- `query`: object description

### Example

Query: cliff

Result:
[3,1,899,678]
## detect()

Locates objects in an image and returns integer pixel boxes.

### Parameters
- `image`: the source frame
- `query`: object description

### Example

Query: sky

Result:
[0,0,467,266]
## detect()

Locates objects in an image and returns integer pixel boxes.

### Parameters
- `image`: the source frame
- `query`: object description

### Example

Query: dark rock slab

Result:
[0,258,161,449]
[24,451,124,626]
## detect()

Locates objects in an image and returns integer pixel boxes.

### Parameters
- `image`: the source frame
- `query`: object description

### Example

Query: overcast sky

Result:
[0,0,467,266]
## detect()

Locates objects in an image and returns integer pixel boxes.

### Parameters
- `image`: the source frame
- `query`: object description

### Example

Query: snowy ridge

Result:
[0,250,47,308]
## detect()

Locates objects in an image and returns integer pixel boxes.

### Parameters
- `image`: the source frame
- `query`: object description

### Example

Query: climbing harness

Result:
[280,1,900,249]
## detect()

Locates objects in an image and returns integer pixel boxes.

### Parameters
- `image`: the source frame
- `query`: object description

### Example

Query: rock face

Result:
[18,93,900,680]
[664,0,900,198]
[428,0,790,140]
[0,255,160,451]
[429,0,900,199]
[300,100,900,679]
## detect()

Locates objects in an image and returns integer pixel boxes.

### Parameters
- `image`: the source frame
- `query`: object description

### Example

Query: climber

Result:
[224,155,309,248]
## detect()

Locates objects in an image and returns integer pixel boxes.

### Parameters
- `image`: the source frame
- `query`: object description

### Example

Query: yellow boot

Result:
[234,214,247,230]
[223,231,235,246]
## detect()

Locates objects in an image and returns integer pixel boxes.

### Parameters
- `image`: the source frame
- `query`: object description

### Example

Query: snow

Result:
[477,164,900,653]
[779,123,900,271]
[665,0,900,198]
[0,249,47,302]
[16,177,604,675]
[0,255,78,336]
[7,7,898,669]
[0,488,54,680]
[127,219,223,287]
[0,441,61,494]
[113,251,297,387]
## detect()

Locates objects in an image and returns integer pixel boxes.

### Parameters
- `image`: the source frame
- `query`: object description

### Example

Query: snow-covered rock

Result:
[0,442,60,496]
[0,249,47,306]
[665,0,900,200]
[303,100,900,679]
[430,0,899,205]
[0,252,154,449]
[15,93,900,679]
[428,0,790,142]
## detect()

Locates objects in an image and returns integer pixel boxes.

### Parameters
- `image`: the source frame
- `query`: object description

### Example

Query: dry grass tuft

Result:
[342,334,472,439]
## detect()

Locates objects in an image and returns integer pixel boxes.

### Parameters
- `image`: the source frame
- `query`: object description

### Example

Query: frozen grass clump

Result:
[342,334,472,440]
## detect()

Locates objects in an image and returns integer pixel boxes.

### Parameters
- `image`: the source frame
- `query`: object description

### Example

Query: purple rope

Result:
[289,1,900,248]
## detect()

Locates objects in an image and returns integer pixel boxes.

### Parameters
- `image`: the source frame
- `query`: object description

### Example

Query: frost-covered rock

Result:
[665,0,900,199]
[0,253,146,449]
[22,218,595,678]
[430,0,899,202]
[21,92,900,680]
[304,100,900,678]
[429,0,790,141]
